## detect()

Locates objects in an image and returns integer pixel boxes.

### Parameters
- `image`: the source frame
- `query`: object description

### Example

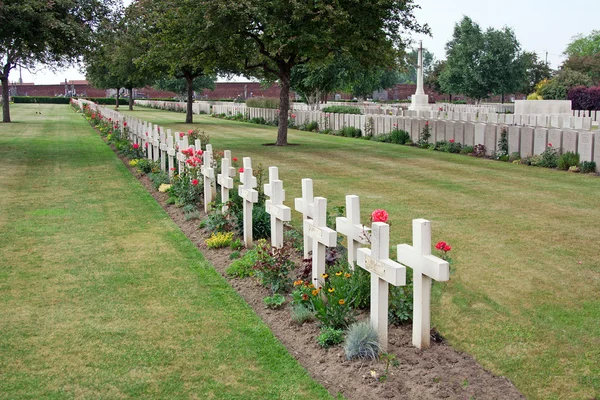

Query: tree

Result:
[564,30,600,58]
[518,52,552,96]
[154,75,216,101]
[134,0,225,123]
[563,54,600,85]
[425,60,449,99]
[539,69,592,100]
[0,0,113,122]
[439,17,487,102]
[347,68,401,100]
[203,0,428,145]
[290,59,347,110]
[479,26,523,103]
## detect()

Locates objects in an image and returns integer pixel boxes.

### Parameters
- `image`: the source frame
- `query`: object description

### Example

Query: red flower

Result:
[443,244,452,252]
[435,241,446,250]
[548,142,553,147]
[302,293,309,301]
[123,122,127,127]
[425,121,429,126]
[291,114,296,119]
[188,129,194,135]
[109,118,112,122]
[196,150,203,156]
[191,179,199,186]
[239,167,244,173]
[449,139,455,143]
[145,132,148,136]
[371,209,389,223]
[179,132,185,138]
[133,143,139,149]
[170,167,176,171]
[144,143,148,148]
[232,157,238,162]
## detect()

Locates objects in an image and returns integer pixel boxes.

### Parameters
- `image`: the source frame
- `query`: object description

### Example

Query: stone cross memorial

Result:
[304,196,337,285]
[216,150,236,214]
[294,179,315,259]
[201,144,215,213]
[264,167,291,248]
[238,157,258,248]
[167,135,176,180]
[177,135,189,175]
[397,219,449,349]
[152,126,160,162]
[357,222,406,351]
[335,195,370,266]
[159,130,168,172]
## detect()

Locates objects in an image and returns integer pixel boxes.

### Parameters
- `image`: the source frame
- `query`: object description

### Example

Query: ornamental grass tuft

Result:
[343,320,382,360]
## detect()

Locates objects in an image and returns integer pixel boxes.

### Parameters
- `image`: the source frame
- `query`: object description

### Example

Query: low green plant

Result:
[343,320,381,360]
[416,122,431,148]
[509,152,521,162]
[389,282,414,325]
[169,173,203,207]
[245,97,280,109]
[580,161,597,174]
[184,210,202,221]
[229,250,241,260]
[461,145,474,155]
[390,129,410,144]
[290,304,314,325]
[322,105,362,114]
[539,145,559,168]
[379,353,400,382]
[254,240,294,294]
[249,117,267,125]
[317,327,345,348]
[205,232,234,249]
[135,159,160,174]
[226,248,257,278]
[230,238,243,251]
[305,121,319,132]
[495,128,509,160]
[336,126,362,138]
[557,152,580,170]
[284,227,303,254]
[263,294,286,309]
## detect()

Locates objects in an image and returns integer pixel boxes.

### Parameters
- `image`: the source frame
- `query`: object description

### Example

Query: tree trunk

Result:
[128,88,134,111]
[116,88,120,109]
[501,93,505,104]
[1,76,10,123]
[186,75,194,124]
[276,75,291,146]
[449,93,453,103]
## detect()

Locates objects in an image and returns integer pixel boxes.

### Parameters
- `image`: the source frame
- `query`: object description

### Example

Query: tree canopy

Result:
[1,0,114,122]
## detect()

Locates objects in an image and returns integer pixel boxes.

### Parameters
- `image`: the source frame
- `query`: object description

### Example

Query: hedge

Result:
[568,86,600,111]
[12,96,128,105]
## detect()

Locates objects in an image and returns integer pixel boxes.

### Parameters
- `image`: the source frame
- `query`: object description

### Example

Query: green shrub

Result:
[338,126,362,138]
[284,227,303,254]
[580,161,597,174]
[148,171,170,190]
[416,122,432,148]
[539,146,559,168]
[206,232,234,249]
[557,152,580,170]
[13,96,70,104]
[226,248,257,278]
[322,105,362,114]
[305,121,319,132]
[230,238,244,251]
[343,320,381,360]
[461,145,474,155]
[291,304,314,325]
[317,328,345,348]
[254,240,294,294]
[509,152,521,162]
[263,294,286,309]
[371,133,391,142]
[245,97,280,109]
[249,117,267,125]
[389,283,413,325]
[229,250,241,260]
[390,129,410,145]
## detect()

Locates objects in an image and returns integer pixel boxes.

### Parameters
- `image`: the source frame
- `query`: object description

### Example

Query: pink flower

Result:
[425,121,429,126]
[449,139,455,143]
[371,209,389,223]
[179,132,185,138]
[144,143,148,148]
[170,167,176,171]
[145,132,148,136]
[188,129,194,134]
[291,114,296,119]
[548,142,553,147]
[239,167,244,173]
[191,179,199,186]
[133,143,139,149]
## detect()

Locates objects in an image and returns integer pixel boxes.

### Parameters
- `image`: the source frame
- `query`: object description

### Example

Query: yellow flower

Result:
[335,271,343,276]
[293,280,303,286]
[344,273,351,278]
[339,299,345,305]
[322,273,329,279]
[328,288,335,293]
[311,289,319,296]
[308,283,314,289]
[158,184,171,193]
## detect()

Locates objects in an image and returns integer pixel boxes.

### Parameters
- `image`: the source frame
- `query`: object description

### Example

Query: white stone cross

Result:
[304,197,337,285]
[238,157,258,248]
[335,195,370,267]
[357,222,406,351]
[177,135,189,175]
[265,167,291,248]
[201,144,216,213]
[159,129,168,172]
[152,125,160,162]
[166,135,176,180]
[217,150,236,213]
[294,179,315,259]
[397,219,449,349]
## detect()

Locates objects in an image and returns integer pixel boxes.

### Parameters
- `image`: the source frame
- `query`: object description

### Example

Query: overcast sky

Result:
[16,0,600,85]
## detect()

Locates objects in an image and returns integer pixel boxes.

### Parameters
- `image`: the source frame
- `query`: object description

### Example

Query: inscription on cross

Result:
[238,157,258,248]
[201,144,215,213]
[357,222,406,351]
[335,195,370,266]
[397,219,449,349]
[216,150,236,214]
[304,197,337,285]
[264,167,291,248]
[294,179,315,259]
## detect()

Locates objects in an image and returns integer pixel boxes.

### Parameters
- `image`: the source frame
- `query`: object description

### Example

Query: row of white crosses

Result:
[99,105,450,350]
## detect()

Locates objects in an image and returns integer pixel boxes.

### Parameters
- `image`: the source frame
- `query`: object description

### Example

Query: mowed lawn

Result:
[121,106,600,400]
[0,104,333,400]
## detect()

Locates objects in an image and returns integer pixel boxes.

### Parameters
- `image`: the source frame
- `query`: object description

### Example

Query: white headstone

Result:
[294,179,315,259]
[335,195,370,267]
[238,158,258,248]
[304,197,337,285]
[397,219,449,349]
[357,222,406,351]
[265,167,291,248]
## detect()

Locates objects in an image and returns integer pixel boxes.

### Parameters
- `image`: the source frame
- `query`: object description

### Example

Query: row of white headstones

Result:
[99,103,450,351]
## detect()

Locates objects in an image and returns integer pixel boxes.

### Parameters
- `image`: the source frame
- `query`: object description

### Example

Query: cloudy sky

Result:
[17,0,600,85]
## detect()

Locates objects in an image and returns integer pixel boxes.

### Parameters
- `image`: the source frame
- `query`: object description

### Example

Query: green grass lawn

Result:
[0,104,333,400]
[119,106,600,400]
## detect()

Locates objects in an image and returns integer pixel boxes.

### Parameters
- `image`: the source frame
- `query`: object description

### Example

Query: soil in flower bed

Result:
[114,152,524,400]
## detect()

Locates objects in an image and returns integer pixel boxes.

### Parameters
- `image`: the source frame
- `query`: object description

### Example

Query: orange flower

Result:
[293,280,303,286]
[339,299,345,305]
[344,273,351,278]
[311,289,319,296]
